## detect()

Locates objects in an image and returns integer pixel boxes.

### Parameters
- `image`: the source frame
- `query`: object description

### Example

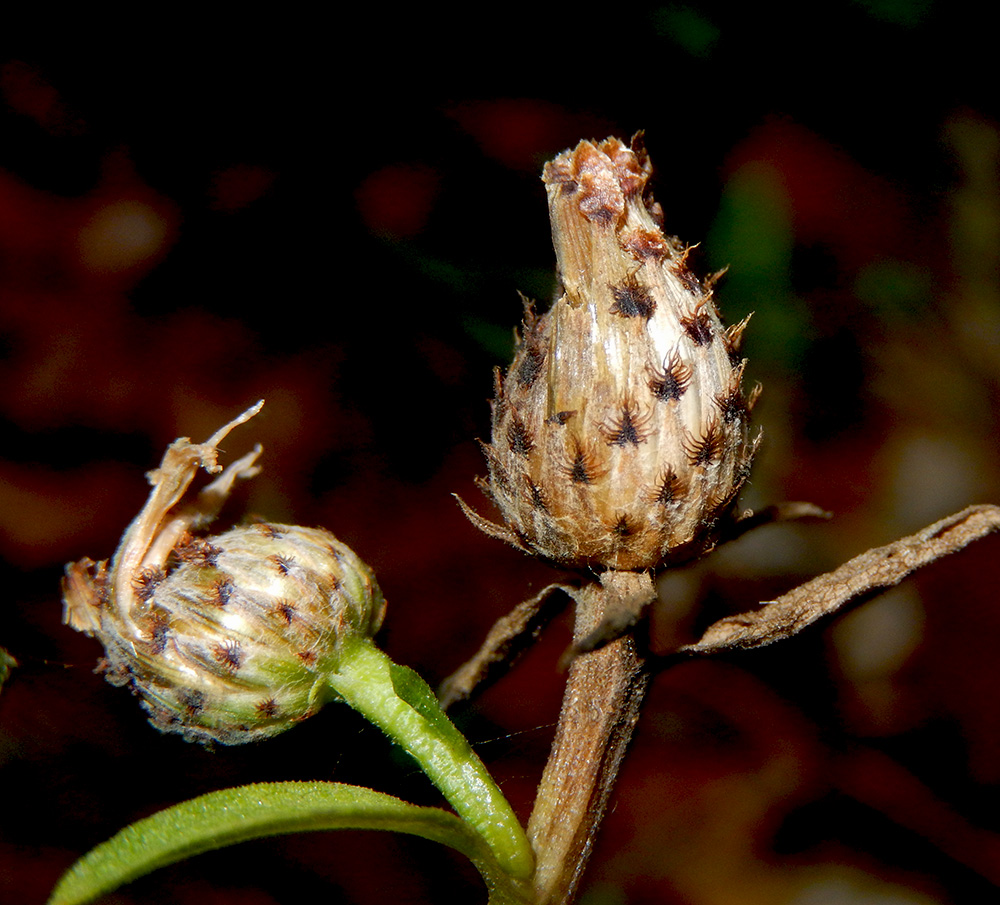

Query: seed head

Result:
[62,402,386,745]
[461,136,760,571]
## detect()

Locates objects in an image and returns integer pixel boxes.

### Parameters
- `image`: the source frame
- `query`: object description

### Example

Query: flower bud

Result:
[62,402,385,745]
[461,137,760,571]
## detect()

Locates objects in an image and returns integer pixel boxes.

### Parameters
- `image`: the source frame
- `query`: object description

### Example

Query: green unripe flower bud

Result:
[63,403,386,745]
[85,524,383,746]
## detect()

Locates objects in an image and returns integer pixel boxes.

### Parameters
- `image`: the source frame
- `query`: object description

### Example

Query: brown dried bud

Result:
[461,136,760,571]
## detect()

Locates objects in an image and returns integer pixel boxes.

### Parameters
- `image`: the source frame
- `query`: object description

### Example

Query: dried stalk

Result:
[525,571,654,905]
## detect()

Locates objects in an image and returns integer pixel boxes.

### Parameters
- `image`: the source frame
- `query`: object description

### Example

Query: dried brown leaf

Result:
[722,500,832,542]
[438,582,574,709]
[679,504,1000,656]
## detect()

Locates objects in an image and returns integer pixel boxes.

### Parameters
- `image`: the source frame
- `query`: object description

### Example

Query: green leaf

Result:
[48,781,532,905]
[327,639,535,880]
[389,659,467,743]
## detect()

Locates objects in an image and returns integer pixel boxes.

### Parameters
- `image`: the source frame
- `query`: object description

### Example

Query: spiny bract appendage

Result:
[62,403,385,745]
[462,137,760,571]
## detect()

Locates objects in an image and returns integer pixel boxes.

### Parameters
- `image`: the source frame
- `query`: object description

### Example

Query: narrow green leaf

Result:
[389,660,472,748]
[48,781,532,905]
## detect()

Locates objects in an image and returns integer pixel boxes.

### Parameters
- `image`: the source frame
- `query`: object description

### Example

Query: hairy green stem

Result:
[327,637,534,882]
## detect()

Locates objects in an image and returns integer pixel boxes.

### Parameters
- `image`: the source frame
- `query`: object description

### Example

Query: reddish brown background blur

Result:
[3,8,1000,904]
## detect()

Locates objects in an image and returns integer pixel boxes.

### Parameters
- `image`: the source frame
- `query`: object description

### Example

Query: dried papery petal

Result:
[62,403,386,744]
[465,136,759,571]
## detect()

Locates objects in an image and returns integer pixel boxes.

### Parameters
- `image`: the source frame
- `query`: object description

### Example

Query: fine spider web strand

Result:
[470,723,561,749]
[389,723,560,785]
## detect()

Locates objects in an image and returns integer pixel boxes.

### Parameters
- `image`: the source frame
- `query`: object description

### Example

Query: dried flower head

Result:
[461,136,760,571]
[62,402,386,745]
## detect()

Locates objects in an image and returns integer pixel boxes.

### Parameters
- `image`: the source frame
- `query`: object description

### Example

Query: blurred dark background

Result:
[3,5,1000,903]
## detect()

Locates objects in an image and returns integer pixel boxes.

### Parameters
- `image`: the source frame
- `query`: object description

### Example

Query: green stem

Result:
[327,637,534,882]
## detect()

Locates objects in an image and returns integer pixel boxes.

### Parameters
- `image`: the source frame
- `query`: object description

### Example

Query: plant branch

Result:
[526,571,654,905]
[326,637,535,881]
[444,503,1000,902]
